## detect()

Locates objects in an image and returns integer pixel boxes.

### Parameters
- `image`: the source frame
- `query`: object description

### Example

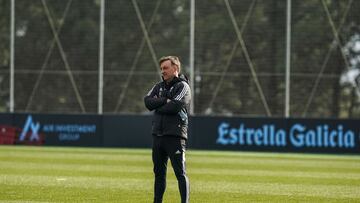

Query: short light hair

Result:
[159,56,181,73]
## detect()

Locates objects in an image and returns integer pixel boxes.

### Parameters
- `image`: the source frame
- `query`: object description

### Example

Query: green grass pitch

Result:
[0,146,359,202]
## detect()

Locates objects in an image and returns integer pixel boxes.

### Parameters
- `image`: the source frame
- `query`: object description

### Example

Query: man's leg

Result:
[152,137,168,203]
[169,138,190,203]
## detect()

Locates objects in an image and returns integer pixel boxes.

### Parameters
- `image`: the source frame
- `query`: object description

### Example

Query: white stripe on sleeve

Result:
[175,82,189,100]
[147,85,155,96]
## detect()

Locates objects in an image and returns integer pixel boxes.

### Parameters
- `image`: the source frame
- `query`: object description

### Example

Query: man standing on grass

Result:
[144,56,191,203]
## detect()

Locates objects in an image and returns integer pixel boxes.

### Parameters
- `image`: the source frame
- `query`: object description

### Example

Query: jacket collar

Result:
[162,74,189,89]
[163,76,179,88]
[162,74,188,83]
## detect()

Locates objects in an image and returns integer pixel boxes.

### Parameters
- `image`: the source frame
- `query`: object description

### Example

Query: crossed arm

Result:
[144,83,188,114]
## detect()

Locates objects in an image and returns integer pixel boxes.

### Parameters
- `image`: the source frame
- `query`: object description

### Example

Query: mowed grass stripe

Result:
[0,160,151,173]
[1,159,360,187]
[0,174,153,190]
[0,183,154,203]
[2,152,360,171]
[0,145,150,155]
[3,146,360,163]
[1,173,359,200]
[3,146,360,161]
[1,146,360,202]
[1,185,358,203]
[2,160,360,181]
[0,151,151,161]
[189,155,360,169]
[2,154,359,174]
[2,146,360,169]
[0,167,358,187]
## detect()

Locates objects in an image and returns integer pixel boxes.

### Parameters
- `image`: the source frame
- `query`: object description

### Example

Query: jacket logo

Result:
[159,87,163,97]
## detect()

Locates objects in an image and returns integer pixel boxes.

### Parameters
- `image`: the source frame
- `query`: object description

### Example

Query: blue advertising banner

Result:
[191,116,360,154]
[1,112,359,154]
[11,113,102,146]
[103,115,152,148]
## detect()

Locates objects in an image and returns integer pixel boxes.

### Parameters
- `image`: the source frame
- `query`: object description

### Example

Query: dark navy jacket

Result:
[144,75,191,139]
